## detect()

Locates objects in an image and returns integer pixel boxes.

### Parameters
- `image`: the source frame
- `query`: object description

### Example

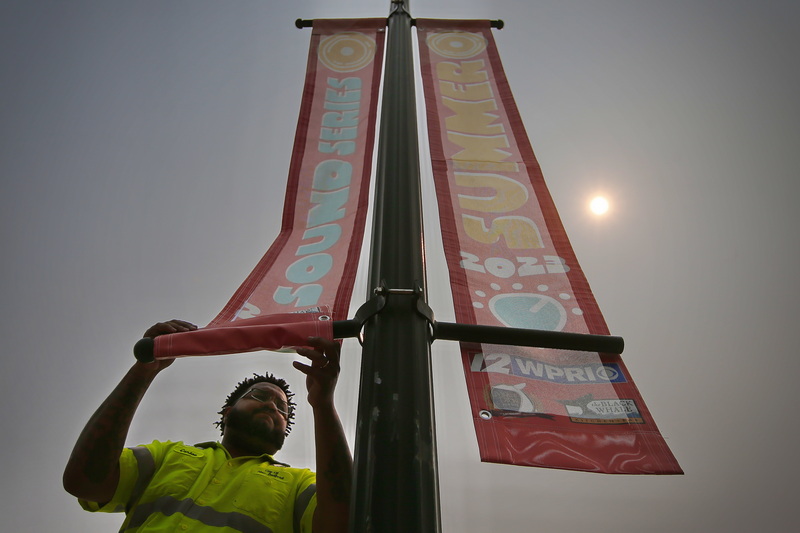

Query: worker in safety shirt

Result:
[63,320,351,533]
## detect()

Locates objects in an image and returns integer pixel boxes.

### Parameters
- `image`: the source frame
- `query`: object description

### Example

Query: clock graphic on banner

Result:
[473,283,577,331]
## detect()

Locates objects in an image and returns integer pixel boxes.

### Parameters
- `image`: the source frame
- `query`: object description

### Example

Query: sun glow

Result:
[590,196,610,215]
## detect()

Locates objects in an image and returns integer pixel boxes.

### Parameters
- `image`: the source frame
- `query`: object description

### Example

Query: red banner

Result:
[154,19,385,359]
[417,19,681,474]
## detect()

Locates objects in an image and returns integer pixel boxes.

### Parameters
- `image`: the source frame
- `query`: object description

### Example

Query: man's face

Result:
[223,382,289,453]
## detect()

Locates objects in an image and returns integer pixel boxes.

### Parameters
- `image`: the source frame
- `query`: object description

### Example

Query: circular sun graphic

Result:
[318,32,377,72]
[426,31,486,59]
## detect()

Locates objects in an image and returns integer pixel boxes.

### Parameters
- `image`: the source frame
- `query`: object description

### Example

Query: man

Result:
[63,320,351,533]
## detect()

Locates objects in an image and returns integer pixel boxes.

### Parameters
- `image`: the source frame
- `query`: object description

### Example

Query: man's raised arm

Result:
[62,320,196,503]
[295,337,352,533]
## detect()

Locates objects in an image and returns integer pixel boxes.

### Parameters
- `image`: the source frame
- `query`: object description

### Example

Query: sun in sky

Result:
[589,196,610,215]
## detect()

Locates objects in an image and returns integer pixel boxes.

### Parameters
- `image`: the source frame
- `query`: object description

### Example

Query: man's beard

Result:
[225,408,286,451]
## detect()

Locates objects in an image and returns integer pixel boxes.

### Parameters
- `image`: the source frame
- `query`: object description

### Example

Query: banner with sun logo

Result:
[210,19,385,325]
[150,20,385,361]
[417,19,682,474]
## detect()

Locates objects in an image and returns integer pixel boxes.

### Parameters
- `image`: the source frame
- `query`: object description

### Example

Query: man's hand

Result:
[143,319,197,338]
[293,337,341,408]
[136,319,197,373]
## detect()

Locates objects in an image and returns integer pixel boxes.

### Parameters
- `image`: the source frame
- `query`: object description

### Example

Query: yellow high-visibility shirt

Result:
[79,441,316,533]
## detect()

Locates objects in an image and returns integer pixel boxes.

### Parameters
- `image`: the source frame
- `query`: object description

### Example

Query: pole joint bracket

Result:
[332,292,387,344]
[373,282,435,331]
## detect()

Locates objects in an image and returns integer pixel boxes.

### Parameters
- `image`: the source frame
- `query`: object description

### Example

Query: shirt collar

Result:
[194,441,291,467]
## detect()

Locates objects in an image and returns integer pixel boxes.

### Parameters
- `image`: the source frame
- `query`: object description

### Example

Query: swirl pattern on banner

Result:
[319,32,377,73]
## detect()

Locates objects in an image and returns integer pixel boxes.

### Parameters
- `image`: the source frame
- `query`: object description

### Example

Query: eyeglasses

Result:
[241,388,291,420]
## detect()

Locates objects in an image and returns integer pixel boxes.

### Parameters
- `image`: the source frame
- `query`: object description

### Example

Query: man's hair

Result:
[215,373,296,436]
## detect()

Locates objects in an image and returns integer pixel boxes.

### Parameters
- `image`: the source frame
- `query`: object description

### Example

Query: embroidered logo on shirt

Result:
[254,467,288,482]
[174,446,204,458]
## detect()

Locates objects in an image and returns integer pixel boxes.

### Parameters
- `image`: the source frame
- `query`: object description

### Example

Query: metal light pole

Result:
[350,1,442,532]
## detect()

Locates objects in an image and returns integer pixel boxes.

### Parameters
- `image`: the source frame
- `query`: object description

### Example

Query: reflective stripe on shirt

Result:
[129,446,156,509]
[126,495,275,533]
[293,484,316,533]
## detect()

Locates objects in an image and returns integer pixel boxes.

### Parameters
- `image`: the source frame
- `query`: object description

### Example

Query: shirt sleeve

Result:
[78,440,168,513]
[78,446,140,513]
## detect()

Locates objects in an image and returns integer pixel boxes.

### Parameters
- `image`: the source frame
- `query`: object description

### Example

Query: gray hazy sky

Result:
[2,1,799,531]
